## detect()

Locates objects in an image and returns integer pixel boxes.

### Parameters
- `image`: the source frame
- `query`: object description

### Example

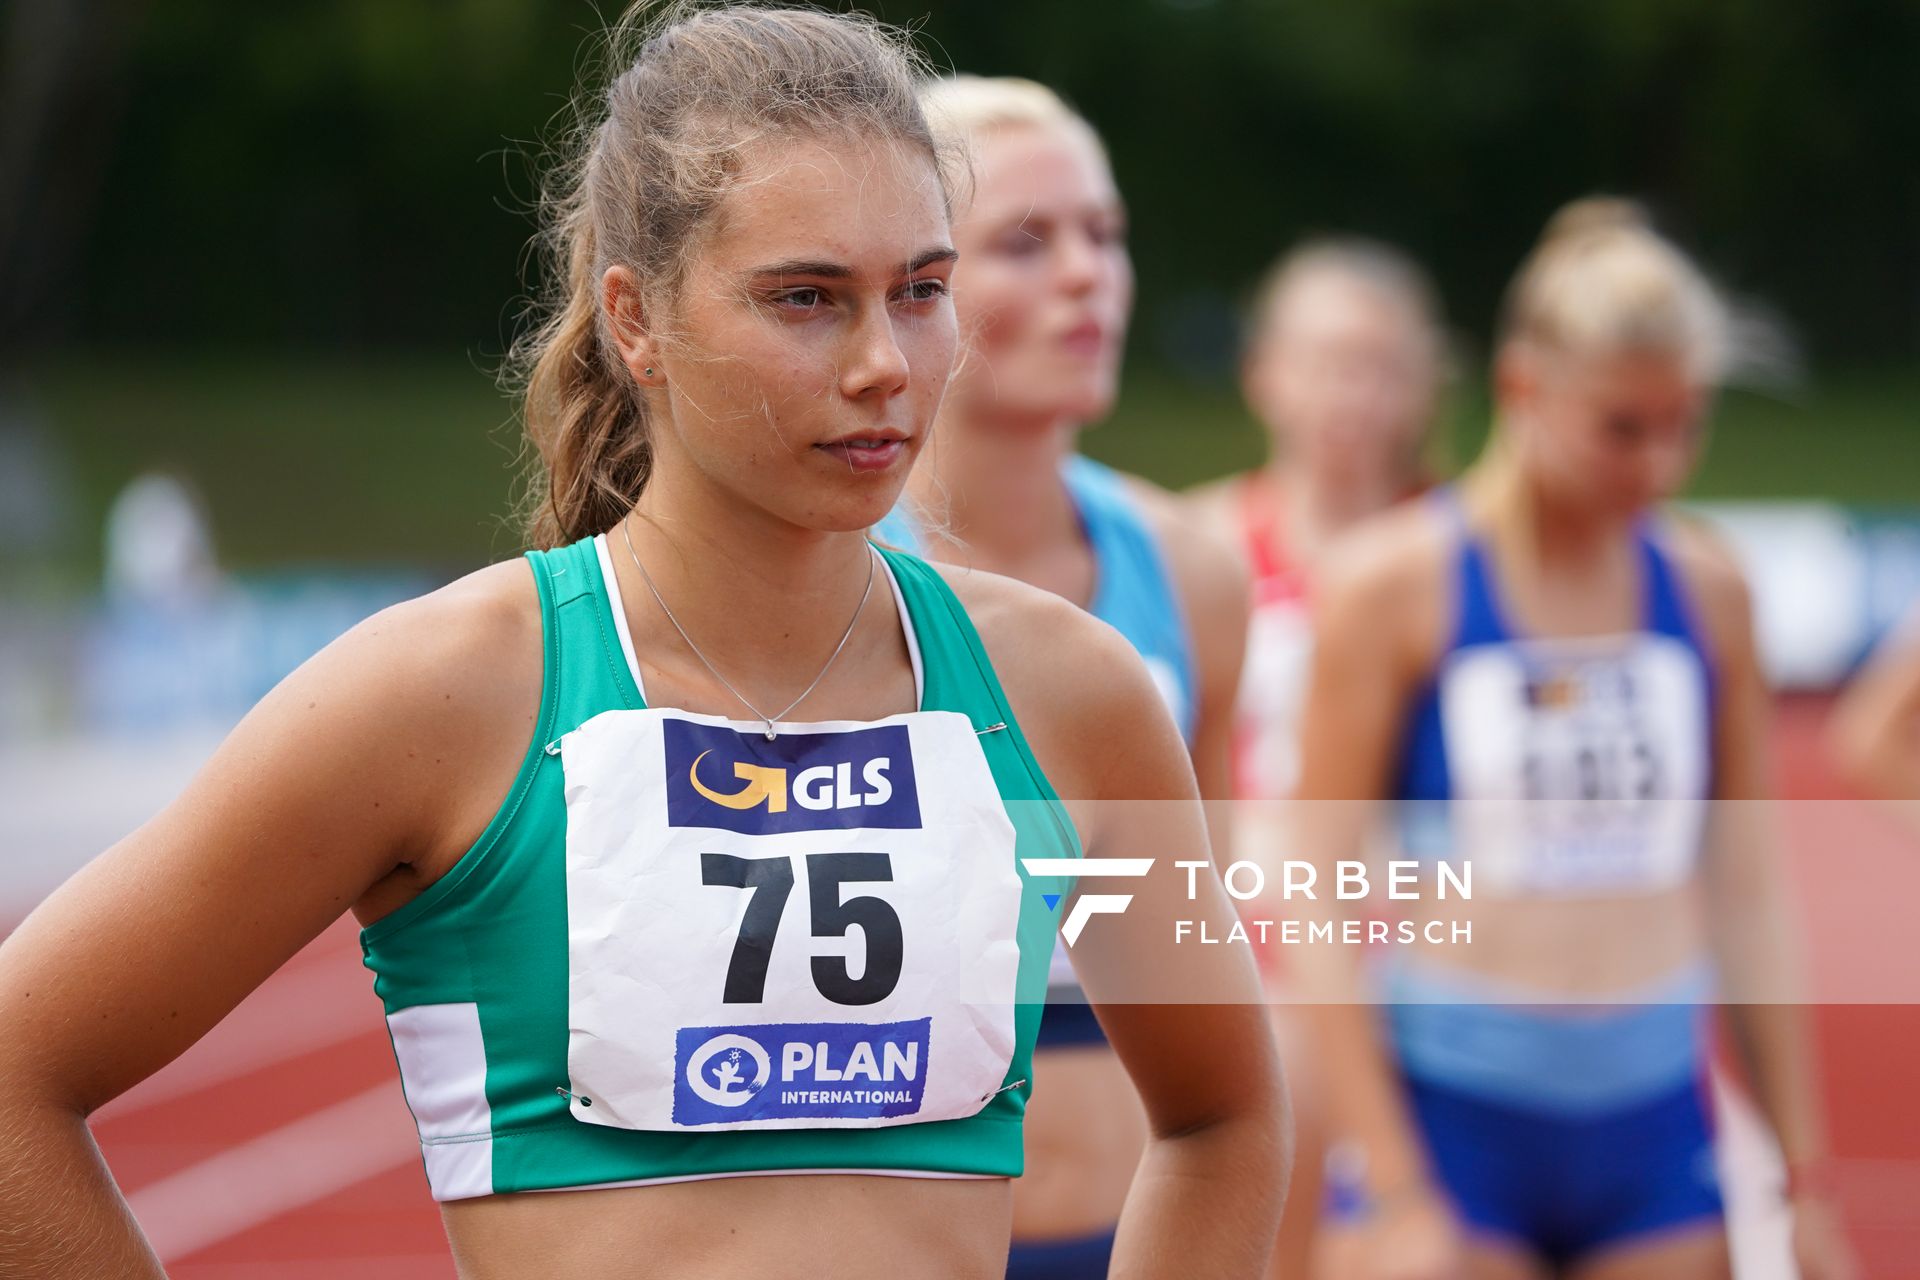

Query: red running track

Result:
[13,697,1918,1276]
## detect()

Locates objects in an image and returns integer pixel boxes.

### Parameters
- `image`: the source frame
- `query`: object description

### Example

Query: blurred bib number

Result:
[559,710,1021,1131]
[1438,636,1709,895]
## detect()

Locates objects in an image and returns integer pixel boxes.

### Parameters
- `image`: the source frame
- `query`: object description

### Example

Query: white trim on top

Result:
[877,550,926,712]
[594,533,647,703]
[592,533,924,716]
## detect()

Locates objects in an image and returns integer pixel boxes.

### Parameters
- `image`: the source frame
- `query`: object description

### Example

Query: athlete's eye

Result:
[993,226,1047,257]
[772,287,826,312]
[900,278,949,304]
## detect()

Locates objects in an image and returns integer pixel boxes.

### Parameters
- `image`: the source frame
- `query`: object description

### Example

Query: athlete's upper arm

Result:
[1146,500,1252,806]
[1665,517,1770,802]
[1294,512,1442,805]
[1829,607,1920,798]
[965,573,1282,1137]
[0,562,540,1117]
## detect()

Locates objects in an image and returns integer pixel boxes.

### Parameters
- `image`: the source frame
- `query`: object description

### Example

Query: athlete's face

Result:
[943,121,1132,430]
[1504,344,1709,519]
[605,133,958,531]
[1243,270,1438,490]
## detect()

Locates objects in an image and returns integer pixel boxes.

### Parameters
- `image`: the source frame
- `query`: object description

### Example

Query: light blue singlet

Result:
[875,454,1197,1049]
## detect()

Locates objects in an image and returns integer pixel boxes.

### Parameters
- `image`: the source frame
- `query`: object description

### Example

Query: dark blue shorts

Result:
[1035,998,1108,1049]
[1406,1074,1725,1264]
[1005,1227,1115,1279]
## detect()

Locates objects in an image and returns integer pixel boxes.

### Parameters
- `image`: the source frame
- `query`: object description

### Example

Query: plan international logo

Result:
[663,718,923,834]
[671,1018,931,1126]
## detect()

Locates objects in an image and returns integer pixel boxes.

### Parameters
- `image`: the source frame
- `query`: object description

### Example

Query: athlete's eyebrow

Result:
[748,246,958,281]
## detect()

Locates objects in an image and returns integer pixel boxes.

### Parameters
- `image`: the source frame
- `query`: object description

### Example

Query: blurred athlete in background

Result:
[1191,238,1446,802]
[1291,198,1855,1280]
[1189,237,1447,1277]
[877,75,1253,1279]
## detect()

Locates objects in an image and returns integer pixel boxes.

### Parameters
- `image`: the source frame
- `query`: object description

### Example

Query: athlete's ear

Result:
[602,265,666,389]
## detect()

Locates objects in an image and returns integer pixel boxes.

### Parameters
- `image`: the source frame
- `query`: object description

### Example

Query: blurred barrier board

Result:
[1692,502,1920,689]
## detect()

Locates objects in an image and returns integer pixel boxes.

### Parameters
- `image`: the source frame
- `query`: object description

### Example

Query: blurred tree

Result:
[33,0,1920,366]
[1,0,145,360]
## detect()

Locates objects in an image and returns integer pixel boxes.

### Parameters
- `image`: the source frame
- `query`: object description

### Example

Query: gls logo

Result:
[665,719,922,834]
[689,750,896,813]
[1021,858,1154,946]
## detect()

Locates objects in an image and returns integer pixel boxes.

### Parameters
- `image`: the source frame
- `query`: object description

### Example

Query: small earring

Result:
[643,367,655,378]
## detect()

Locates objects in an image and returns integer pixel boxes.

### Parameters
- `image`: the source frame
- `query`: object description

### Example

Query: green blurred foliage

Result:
[53,0,1920,361]
[13,1,1919,575]
[35,354,1920,571]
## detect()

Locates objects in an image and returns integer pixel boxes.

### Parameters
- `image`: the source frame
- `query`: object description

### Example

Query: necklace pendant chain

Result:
[621,518,876,740]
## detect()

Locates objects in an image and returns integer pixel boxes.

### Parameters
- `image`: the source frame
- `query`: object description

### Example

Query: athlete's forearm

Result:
[1109,1112,1290,1279]
[1722,1000,1828,1169]
[1704,801,1826,1164]
[1297,999,1429,1198]
[0,1098,165,1279]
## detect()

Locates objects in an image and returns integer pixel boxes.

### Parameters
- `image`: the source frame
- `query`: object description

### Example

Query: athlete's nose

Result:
[842,308,911,401]
[1056,227,1102,297]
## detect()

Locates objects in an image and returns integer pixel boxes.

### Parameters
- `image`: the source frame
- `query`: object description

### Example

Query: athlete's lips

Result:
[815,430,910,473]
[1060,320,1107,358]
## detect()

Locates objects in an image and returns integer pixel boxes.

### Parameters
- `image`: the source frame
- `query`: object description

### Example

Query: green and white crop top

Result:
[360,533,1079,1200]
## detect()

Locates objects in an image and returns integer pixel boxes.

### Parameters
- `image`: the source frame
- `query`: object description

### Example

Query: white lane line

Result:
[1716,1073,1792,1280]
[96,956,380,1120]
[127,1082,422,1263]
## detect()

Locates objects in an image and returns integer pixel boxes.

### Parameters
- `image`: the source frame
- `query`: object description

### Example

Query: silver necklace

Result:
[620,516,875,740]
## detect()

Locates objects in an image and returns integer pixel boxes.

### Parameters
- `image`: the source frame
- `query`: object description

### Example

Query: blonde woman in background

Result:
[876,75,1257,1278]
[1189,239,1447,1277]
[1291,199,1855,1280]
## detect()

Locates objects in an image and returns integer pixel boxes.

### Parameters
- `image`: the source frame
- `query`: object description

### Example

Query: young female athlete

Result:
[1291,199,1855,1280]
[1190,238,1445,803]
[1187,238,1445,1277]
[0,10,1287,1278]
[871,77,1253,1278]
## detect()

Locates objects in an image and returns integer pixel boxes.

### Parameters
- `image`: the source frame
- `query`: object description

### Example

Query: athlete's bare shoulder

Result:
[1654,510,1757,664]
[1314,497,1453,669]
[323,557,541,727]
[1117,472,1252,639]
[264,557,544,878]
[929,563,1189,804]
[1179,471,1245,534]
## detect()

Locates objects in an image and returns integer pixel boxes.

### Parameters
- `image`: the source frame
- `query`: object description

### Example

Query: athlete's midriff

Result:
[1399,882,1703,996]
[442,1172,1013,1279]
[1012,1046,1147,1240]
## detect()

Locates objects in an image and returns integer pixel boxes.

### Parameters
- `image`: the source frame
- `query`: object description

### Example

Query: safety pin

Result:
[555,1085,594,1108]
[975,722,1008,736]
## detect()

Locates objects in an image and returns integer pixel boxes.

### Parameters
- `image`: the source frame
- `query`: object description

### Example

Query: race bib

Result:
[1438,635,1709,896]
[558,709,1023,1132]
[1234,597,1314,801]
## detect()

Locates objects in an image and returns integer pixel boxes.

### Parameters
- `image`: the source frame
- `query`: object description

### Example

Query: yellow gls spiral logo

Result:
[689,750,789,812]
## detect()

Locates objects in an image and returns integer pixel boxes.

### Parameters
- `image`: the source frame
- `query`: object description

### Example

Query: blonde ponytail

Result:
[1499,196,1733,382]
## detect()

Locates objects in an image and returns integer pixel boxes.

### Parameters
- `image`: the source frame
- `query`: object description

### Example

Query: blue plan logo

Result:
[664,719,922,834]
[671,1018,932,1126]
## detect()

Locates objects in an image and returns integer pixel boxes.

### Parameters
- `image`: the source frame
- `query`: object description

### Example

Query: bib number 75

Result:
[700,851,904,1006]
